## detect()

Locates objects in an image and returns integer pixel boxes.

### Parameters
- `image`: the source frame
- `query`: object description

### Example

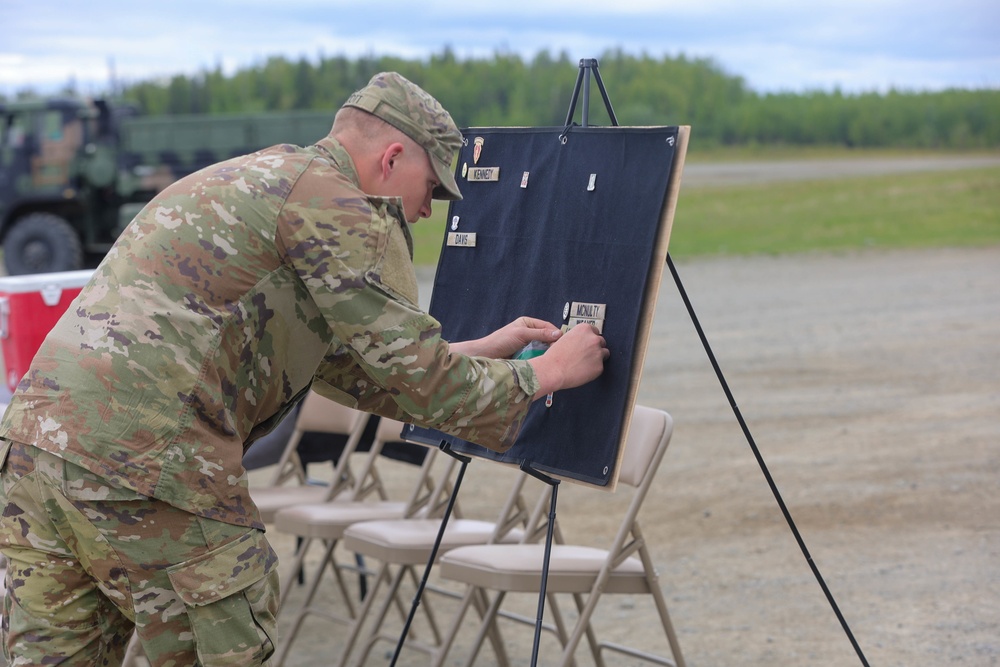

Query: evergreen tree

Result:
[105,50,999,149]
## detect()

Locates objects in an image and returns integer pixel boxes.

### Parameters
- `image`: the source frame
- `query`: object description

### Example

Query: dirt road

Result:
[628,246,999,666]
[681,154,1000,186]
[271,244,998,666]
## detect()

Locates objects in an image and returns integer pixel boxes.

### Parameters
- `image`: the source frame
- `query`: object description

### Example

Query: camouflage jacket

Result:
[0,137,539,529]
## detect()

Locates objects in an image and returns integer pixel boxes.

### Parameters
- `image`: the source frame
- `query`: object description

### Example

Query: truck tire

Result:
[3,212,85,275]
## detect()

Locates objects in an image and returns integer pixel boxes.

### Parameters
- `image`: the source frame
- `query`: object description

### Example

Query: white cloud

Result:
[1,0,997,95]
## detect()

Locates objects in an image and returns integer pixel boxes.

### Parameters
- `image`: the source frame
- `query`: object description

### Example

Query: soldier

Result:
[0,72,608,665]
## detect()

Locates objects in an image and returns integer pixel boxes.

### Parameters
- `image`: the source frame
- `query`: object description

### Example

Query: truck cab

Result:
[0,98,334,275]
[0,98,133,275]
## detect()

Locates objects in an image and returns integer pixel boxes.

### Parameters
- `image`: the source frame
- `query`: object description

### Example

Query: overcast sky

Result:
[2,0,998,97]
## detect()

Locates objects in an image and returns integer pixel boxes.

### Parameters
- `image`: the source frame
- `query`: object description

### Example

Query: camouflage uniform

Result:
[0,72,539,665]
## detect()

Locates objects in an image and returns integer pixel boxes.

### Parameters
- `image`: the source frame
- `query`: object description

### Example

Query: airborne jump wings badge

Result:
[467,137,498,181]
[473,137,484,165]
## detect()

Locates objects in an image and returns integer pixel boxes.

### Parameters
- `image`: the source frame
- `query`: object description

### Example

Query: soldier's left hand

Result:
[450,316,561,359]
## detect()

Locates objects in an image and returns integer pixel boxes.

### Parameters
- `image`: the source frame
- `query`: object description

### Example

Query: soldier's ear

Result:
[380,143,405,180]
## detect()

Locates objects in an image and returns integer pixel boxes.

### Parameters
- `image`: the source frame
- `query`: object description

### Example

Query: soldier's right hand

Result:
[528,324,609,400]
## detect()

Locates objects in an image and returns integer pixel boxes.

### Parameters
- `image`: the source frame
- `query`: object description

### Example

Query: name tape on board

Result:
[567,317,605,333]
[447,232,477,247]
[570,302,606,320]
[467,167,500,182]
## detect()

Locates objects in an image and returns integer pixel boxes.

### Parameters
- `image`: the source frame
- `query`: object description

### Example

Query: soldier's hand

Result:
[450,316,562,359]
[528,324,608,399]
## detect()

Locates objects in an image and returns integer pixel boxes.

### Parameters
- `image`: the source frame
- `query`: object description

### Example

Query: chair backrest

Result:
[617,404,673,489]
[604,404,673,563]
[268,391,371,488]
[430,405,679,667]
[343,416,462,518]
[345,415,408,502]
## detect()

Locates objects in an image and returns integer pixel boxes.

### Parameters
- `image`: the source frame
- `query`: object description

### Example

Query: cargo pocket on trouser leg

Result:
[166,530,279,666]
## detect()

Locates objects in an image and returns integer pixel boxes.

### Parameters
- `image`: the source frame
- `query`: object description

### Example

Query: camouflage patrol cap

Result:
[344,72,463,201]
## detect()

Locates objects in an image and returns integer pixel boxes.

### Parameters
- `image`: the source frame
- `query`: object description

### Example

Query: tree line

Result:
[29,49,1000,149]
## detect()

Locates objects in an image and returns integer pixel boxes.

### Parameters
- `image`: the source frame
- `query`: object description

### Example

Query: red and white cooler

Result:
[0,270,94,393]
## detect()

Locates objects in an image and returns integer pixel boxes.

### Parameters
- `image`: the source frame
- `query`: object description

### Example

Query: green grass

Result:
[413,162,1000,266]
[669,166,1000,257]
[681,144,1000,162]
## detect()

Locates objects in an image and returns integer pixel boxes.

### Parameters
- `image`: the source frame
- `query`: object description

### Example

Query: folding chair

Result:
[332,463,556,667]
[271,417,460,667]
[248,391,374,524]
[434,405,686,667]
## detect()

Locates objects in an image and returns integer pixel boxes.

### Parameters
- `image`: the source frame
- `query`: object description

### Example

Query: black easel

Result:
[388,62,618,666]
[564,57,618,127]
[388,442,471,665]
[508,57,619,667]
[391,57,870,667]
[666,257,871,667]
[569,57,870,667]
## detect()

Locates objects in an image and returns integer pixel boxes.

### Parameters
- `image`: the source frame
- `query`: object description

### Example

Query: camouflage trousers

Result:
[0,440,279,666]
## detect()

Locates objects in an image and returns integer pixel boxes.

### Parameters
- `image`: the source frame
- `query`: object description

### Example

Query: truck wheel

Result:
[3,212,84,275]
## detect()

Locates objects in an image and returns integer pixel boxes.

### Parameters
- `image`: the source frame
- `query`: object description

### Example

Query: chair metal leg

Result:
[278,535,315,610]
[274,538,350,667]
[572,591,605,667]
[459,589,508,667]
[335,562,394,667]
[429,584,475,667]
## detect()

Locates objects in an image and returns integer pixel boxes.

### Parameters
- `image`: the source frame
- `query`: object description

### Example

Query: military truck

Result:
[0,98,336,275]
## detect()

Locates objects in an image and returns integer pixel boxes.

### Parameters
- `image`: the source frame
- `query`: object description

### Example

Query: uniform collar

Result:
[314,135,361,188]
[313,135,414,259]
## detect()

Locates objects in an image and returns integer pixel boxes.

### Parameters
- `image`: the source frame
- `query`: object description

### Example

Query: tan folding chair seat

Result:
[251,484,331,523]
[329,467,549,667]
[434,405,686,667]
[272,416,459,667]
[441,542,652,593]
[344,517,515,563]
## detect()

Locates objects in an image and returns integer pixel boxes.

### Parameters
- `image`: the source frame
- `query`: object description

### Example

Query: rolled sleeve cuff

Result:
[504,358,540,400]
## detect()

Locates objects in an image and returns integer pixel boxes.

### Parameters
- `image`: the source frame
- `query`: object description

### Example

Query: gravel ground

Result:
[268,244,1000,666]
[680,154,1000,186]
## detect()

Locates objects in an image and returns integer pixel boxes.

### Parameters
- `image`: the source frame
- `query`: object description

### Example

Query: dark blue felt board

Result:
[407,126,678,486]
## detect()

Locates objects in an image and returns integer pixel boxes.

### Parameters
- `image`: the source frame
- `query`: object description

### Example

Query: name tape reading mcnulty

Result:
[570,302,606,320]
[567,302,606,333]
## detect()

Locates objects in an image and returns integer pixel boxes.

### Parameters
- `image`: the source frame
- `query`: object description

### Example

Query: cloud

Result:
[1,0,997,95]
